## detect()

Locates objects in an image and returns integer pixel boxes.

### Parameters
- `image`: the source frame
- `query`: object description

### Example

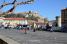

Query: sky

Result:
[0,0,67,21]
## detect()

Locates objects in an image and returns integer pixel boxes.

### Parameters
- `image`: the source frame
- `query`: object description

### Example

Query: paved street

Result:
[0,29,67,44]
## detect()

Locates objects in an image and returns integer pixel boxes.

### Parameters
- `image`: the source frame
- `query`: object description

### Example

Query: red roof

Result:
[3,18,26,20]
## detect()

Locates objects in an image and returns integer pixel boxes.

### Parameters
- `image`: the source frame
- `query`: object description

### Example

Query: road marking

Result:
[29,39,40,42]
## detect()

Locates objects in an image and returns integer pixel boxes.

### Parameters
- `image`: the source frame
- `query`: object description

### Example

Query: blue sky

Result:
[0,0,67,20]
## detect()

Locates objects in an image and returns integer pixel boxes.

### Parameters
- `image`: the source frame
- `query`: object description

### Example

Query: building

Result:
[48,16,61,27]
[61,8,67,27]
[17,11,45,25]
[0,11,45,28]
[56,16,61,27]
[0,18,28,26]
[49,20,56,26]
[17,11,39,17]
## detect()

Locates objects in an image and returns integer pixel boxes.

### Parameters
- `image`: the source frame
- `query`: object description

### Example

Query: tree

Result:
[3,13,26,18]
[3,13,16,18]
[0,0,34,15]
[25,11,39,21]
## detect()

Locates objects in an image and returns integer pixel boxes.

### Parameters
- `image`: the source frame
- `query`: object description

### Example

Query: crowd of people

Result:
[0,22,19,29]
[0,22,59,33]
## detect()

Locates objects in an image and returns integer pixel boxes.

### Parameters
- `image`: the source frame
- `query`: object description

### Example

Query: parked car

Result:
[52,27,61,32]
[61,26,67,32]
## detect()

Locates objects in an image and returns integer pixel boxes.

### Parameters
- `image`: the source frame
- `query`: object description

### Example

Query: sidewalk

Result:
[0,34,20,44]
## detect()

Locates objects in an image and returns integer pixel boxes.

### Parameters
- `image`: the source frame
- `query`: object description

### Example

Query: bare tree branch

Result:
[0,0,34,9]
[0,0,16,9]
[17,0,34,5]
[0,0,34,14]
[12,0,16,4]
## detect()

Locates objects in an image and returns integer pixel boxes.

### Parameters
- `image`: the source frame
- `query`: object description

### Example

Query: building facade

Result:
[17,11,45,25]
[56,16,61,27]
[0,18,28,26]
[61,8,67,27]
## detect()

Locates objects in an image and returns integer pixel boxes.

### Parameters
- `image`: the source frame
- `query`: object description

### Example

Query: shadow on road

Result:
[0,39,8,44]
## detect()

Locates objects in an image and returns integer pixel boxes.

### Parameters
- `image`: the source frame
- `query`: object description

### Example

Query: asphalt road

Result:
[0,29,67,44]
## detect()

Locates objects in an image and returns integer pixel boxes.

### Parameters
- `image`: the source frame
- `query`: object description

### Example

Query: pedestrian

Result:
[50,25,54,32]
[23,25,27,34]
